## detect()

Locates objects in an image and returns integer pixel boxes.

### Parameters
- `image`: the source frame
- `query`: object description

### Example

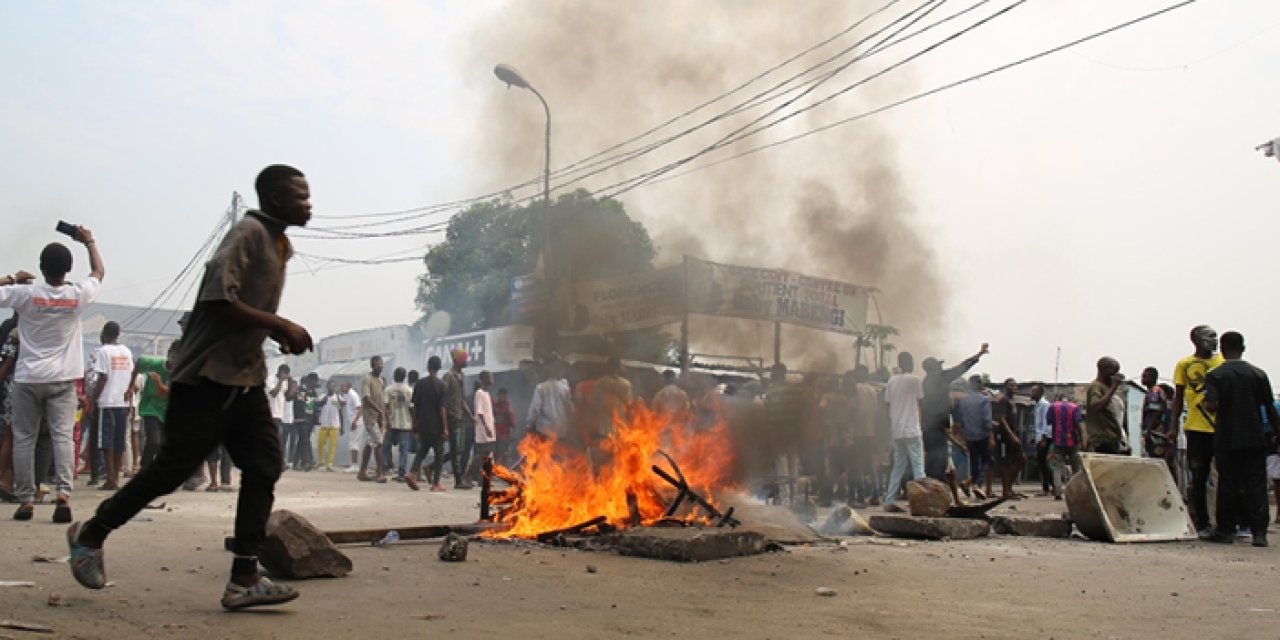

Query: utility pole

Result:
[229,191,243,225]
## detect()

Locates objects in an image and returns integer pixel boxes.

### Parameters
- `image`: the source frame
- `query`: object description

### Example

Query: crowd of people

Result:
[0,165,1276,612]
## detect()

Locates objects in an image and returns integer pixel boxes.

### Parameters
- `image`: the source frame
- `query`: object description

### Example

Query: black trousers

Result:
[1186,431,1215,529]
[140,415,163,470]
[1036,437,1055,492]
[92,381,282,557]
[1215,447,1269,535]
[290,421,314,469]
[448,416,471,482]
[409,432,446,485]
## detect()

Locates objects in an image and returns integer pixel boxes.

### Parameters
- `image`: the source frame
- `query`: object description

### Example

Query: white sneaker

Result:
[344,465,359,474]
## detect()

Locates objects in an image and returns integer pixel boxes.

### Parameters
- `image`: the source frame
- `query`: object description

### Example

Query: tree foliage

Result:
[416,189,659,339]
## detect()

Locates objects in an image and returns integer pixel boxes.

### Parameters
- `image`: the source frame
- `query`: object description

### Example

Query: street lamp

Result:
[494,63,551,222]
[495,63,554,355]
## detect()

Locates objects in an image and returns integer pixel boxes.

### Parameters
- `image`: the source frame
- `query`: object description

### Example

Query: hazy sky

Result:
[3,1,1277,383]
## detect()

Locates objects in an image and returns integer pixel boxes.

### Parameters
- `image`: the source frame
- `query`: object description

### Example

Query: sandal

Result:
[53,497,72,524]
[13,503,34,521]
[220,576,299,610]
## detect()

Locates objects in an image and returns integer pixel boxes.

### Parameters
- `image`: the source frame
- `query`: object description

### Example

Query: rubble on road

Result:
[259,510,352,579]
[906,478,952,517]
[439,533,469,562]
[991,515,1074,538]
[867,515,990,541]
[613,527,767,562]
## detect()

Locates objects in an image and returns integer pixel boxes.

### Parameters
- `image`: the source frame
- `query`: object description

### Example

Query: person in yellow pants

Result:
[315,382,342,471]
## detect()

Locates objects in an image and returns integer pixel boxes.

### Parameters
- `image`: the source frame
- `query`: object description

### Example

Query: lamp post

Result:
[495,63,554,355]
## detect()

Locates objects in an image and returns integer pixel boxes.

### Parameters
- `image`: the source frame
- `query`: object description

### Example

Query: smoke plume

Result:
[467,1,947,372]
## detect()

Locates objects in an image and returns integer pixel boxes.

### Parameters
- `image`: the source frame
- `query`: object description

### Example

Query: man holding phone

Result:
[0,225,104,523]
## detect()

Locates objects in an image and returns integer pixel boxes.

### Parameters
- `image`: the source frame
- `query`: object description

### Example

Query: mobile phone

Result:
[55,221,80,241]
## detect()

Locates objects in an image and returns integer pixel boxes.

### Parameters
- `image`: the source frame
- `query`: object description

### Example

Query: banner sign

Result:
[684,257,869,335]
[425,333,487,368]
[562,266,684,336]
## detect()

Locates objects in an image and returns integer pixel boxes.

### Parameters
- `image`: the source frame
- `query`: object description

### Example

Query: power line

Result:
[292,251,424,266]
[603,0,1026,198]
[291,0,1045,260]
[540,0,952,200]
[637,0,1199,189]
[292,219,452,240]
[291,0,1197,269]
[308,0,915,223]
[121,210,233,330]
[307,0,955,240]
[539,0,908,182]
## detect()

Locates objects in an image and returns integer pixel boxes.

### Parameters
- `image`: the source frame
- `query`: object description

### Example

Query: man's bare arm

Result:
[76,227,104,281]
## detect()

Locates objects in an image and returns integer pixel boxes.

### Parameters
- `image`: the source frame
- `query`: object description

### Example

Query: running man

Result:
[68,165,314,610]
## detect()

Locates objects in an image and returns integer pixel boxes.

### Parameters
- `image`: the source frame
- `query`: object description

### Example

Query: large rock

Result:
[614,527,767,562]
[260,510,352,579]
[907,478,952,517]
[991,515,1073,538]
[868,515,990,540]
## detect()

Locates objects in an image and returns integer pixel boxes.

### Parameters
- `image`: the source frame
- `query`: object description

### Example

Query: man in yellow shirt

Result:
[1172,325,1224,537]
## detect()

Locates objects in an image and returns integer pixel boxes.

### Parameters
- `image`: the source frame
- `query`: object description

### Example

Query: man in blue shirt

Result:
[957,375,993,499]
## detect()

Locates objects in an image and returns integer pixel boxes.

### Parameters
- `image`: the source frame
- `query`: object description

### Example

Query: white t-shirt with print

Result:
[885,373,923,439]
[0,277,101,383]
[93,343,135,408]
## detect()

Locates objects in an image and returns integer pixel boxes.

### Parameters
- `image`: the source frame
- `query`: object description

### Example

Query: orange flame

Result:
[485,402,736,539]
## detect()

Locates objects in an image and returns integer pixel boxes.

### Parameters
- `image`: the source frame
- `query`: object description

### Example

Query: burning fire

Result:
[485,402,737,539]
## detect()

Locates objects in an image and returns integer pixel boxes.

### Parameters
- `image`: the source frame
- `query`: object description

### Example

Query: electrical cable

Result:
[308,0,914,222]
[542,0,952,200]
[603,0,1024,198]
[121,213,231,330]
[635,0,1199,189]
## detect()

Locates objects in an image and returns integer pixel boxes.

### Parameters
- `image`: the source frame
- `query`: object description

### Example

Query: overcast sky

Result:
[2,1,1277,383]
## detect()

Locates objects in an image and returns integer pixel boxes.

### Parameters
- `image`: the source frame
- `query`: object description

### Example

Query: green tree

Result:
[416,189,667,359]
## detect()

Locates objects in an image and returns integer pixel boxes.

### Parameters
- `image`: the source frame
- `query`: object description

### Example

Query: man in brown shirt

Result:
[357,356,387,482]
[69,165,314,611]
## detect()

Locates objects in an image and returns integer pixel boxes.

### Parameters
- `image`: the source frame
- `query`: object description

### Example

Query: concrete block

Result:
[868,515,990,540]
[614,527,767,562]
[991,515,1073,538]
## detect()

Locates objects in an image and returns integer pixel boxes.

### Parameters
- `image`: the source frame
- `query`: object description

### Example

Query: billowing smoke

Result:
[467,1,946,372]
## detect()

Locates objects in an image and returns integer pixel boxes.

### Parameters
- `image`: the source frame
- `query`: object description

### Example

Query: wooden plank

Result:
[224,522,508,551]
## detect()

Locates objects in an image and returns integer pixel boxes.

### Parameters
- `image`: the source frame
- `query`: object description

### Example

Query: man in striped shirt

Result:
[1046,396,1086,498]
